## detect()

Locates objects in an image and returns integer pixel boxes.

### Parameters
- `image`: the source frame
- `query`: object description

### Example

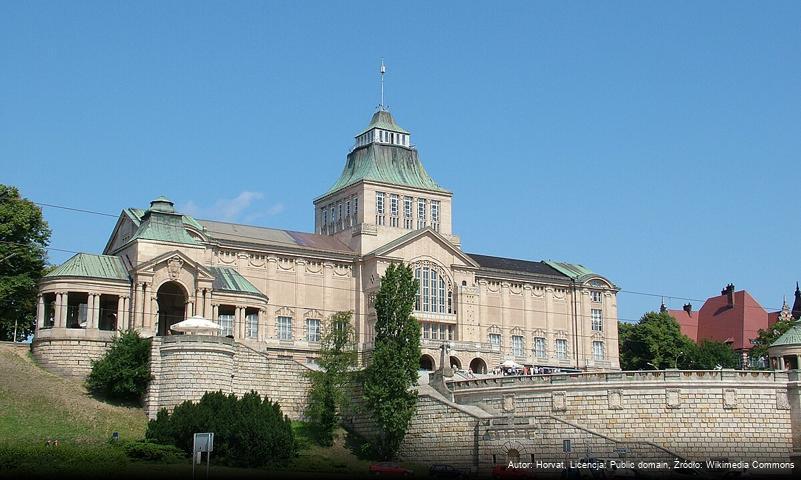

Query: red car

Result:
[492,464,534,479]
[369,462,414,476]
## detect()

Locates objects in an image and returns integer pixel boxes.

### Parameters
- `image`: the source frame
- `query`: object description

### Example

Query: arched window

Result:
[413,261,453,314]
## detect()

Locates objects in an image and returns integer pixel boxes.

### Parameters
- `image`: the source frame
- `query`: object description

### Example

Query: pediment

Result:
[133,250,215,281]
[103,211,139,254]
[366,228,479,269]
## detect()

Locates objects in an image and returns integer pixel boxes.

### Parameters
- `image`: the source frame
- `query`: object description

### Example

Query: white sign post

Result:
[192,432,214,480]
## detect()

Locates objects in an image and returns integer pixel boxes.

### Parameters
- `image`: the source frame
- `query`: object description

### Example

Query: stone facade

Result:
[33,106,621,380]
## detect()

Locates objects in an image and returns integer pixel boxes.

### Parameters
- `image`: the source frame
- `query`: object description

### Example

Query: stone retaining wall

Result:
[30,337,113,378]
[451,370,794,465]
[145,335,312,419]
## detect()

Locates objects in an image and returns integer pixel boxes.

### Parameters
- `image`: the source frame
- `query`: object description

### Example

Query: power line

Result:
[23,200,791,313]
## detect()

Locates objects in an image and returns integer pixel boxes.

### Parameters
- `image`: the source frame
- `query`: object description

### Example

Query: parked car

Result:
[430,463,468,478]
[491,464,534,479]
[369,462,414,476]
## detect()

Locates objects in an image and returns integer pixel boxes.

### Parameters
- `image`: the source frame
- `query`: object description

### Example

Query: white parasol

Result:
[501,360,522,368]
[169,315,220,335]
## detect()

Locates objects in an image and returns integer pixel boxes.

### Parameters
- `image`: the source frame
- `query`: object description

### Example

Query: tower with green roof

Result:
[313,106,456,254]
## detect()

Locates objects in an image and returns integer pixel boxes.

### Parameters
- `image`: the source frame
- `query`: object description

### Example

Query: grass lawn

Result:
[0,344,147,444]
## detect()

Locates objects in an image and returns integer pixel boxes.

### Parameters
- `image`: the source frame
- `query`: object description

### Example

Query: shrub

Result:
[119,440,186,463]
[86,330,152,403]
[0,442,128,477]
[145,390,296,467]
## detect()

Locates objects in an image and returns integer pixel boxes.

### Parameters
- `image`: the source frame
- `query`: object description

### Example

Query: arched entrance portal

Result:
[420,354,436,371]
[157,282,187,336]
[469,357,487,374]
[449,356,462,370]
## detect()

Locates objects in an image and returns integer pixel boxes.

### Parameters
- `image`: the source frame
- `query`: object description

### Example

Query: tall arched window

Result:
[413,261,453,314]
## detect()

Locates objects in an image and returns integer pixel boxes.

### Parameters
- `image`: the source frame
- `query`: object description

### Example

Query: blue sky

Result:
[2,1,799,322]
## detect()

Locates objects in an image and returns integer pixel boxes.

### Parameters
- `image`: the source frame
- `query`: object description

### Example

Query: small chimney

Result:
[722,283,735,307]
[683,303,692,315]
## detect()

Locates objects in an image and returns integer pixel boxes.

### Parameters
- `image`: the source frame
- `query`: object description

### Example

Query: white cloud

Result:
[181,191,282,223]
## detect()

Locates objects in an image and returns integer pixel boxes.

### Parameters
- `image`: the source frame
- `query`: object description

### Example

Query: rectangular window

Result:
[278,316,292,341]
[593,341,605,361]
[353,195,358,222]
[556,339,568,360]
[489,333,501,348]
[306,318,321,342]
[345,199,351,227]
[321,208,327,234]
[591,291,602,303]
[512,335,524,357]
[417,198,426,228]
[376,192,385,226]
[422,270,430,312]
[245,312,258,339]
[423,322,430,339]
[390,194,399,227]
[329,204,335,231]
[431,200,440,232]
[533,337,546,358]
[403,196,413,229]
[218,314,234,337]
[447,324,454,341]
[591,309,603,331]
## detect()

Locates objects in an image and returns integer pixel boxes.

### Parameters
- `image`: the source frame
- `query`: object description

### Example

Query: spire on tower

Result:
[379,59,386,111]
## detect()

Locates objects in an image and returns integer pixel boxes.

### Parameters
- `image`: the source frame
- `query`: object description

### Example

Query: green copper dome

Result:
[771,321,801,347]
[322,142,448,197]
[357,110,409,136]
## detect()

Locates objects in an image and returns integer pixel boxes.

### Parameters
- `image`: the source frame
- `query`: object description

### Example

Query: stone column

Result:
[204,289,212,320]
[780,357,786,370]
[117,296,125,331]
[212,304,219,321]
[59,292,70,328]
[258,308,265,342]
[36,294,44,331]
[133,283,142,329]
[86,293,95,329]
[122,296,130,330]
[544,287,554,359]
[92,293,101,329]
[500,283,509,356]
[235,306,243,340]
[142,283,151,330]
[195,288,202,316]
[54,292,63,327]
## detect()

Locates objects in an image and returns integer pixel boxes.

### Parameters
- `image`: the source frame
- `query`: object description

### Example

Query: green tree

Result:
[305,310,357,446]
[86,330,152,403]
[619,312,696,370]
[689,339,738,369]
[362,263,420,459]
[0,185,51,341]
[750,316,796,365]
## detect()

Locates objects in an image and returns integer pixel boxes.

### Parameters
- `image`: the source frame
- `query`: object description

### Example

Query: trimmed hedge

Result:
[0,442,128,477]
[146,390,296,467]
[119,440,186,463]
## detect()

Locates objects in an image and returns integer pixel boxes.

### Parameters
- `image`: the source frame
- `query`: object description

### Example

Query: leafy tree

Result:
[750,317,796,365]
[146,390,296,467]
[0,185,51,341]
[86,330,152,403]
[689,340,738,369]
[362,263,420,459]
[305,310,357,446]
[618,312,696,370]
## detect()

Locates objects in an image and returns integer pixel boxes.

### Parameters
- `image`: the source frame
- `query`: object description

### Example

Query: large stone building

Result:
[32,106,620,379]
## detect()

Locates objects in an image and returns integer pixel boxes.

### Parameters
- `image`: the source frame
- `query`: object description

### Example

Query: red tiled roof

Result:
[696,290,768,351]
[668,309,699,342]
